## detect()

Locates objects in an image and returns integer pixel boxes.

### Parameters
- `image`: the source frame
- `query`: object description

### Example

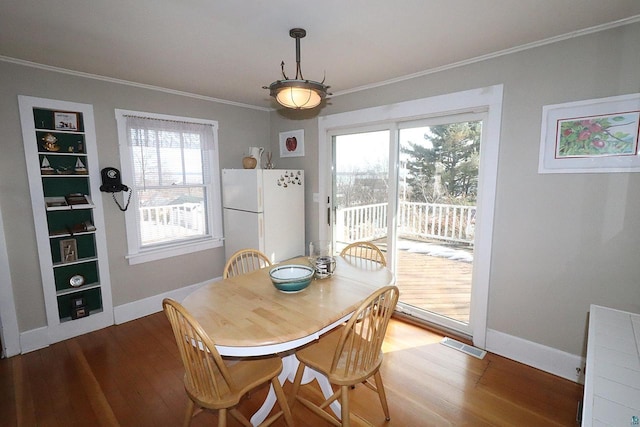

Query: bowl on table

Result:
[269,265,314,292]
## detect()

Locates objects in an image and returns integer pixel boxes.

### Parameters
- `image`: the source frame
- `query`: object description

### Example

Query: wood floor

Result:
[0,312,584,426]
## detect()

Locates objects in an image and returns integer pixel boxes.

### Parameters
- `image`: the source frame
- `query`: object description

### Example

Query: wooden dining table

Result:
[181,255,394,425]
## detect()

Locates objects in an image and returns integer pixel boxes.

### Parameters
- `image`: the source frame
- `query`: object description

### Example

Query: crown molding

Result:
[331,15,640,98]
[0,55,271,112]
[3,15,639,108]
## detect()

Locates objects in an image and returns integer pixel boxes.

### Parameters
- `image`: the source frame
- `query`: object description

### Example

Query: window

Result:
[115,110,223,264]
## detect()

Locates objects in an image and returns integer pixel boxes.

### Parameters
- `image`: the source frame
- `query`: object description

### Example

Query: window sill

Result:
[126,238,223,265]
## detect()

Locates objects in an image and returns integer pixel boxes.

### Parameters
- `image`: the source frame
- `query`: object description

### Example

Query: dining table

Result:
[181,254,394,426]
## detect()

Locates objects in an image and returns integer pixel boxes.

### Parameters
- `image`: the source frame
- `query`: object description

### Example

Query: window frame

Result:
[115,109,223,265]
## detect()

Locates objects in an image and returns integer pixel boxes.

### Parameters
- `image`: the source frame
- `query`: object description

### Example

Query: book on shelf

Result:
[50,221,97,237]
[64,193,89,205]
[46,198,68,208]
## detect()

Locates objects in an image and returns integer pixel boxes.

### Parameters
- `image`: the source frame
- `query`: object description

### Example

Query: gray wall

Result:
[272,22,640,356]
[0,61,273,332]
[2,21,639,359]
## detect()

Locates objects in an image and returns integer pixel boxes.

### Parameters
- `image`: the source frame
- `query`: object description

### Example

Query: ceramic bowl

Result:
[269,265,314,292]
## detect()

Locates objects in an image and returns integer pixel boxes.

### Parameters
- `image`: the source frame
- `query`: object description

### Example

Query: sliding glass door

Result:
[332,129,390,254]
[330,115,483,337]
[319,85,503,346]
[395,117,481,335]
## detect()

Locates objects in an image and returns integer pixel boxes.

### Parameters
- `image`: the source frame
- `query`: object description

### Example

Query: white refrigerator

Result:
[222,169,305,263]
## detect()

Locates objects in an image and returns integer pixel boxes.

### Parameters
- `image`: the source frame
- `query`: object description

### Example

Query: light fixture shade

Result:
[269,79,327,109]
[265,28,330,110]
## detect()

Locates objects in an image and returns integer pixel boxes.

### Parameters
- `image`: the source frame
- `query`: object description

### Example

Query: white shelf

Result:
[49,229,96,239]
[41,173,89,178]
[35,128,84,135]
[45,195,94,211]
[56,282,101,297]
[39,152,87,157]
[53,256,98,268]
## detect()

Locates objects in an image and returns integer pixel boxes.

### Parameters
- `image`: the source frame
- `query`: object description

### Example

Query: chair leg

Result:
[373,370,390,421]
[289,361,306,410]
[229,408,254,427]
[218,408,227,427]
[272,377,295,427]
[183,399,195,427]
[340,385,350,427]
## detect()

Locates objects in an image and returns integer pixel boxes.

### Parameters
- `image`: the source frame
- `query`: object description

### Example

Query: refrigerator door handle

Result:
[259,216,264,239]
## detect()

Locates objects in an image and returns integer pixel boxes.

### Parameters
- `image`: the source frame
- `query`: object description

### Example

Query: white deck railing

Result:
[336,202,476,245]
[139,203,205,244]
[140,201,475,246]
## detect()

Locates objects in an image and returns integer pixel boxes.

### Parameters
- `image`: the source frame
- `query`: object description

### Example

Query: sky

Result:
[334,127,432,171]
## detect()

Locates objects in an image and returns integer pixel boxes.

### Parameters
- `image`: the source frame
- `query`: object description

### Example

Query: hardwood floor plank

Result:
[0,313,583,427]
[47,341,101,426]
[67,339,119,426]
[8,356,36,426]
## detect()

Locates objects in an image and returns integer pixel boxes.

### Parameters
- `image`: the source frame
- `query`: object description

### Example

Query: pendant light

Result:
[264,28,330,109]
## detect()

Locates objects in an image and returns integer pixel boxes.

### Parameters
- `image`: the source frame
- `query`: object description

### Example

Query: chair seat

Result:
[186,357,283,409]
[296,326,384,386]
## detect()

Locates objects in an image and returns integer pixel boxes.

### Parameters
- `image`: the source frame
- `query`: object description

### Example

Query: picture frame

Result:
[59,238,78,263]
[54,111,79,131]
[279,129,305,158]
[539,93,640,173]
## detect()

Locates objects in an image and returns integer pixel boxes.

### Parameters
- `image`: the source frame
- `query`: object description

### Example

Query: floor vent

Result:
[440,337,486,359]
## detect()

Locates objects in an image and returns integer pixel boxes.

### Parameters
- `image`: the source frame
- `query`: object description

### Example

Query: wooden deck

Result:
[396,250,472,322]
[375,239,472,324]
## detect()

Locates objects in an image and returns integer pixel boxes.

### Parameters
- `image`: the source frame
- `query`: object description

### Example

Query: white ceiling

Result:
[2,1,639,109]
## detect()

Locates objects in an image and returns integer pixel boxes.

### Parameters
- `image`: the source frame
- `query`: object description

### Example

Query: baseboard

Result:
[486,328,585,384]
[18,277,219,354]
[113,278,218,324]
[19,326,49,354]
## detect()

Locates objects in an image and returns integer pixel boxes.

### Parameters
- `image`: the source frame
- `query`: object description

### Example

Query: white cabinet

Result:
[19,96,113,344]
[582,305,640,426]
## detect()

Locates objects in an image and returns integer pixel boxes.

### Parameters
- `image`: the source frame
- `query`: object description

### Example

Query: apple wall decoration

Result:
[286,136,297,152]
[279,129,304,157]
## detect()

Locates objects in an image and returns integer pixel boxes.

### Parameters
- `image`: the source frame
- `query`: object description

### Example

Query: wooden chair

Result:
[290,285,400,427]
[223,248,272,279]
[340,241,387,267]
[162,298,294,427]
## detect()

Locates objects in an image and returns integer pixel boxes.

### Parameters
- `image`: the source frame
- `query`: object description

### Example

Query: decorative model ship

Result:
[40,156,55,174]
[74,158,87,174]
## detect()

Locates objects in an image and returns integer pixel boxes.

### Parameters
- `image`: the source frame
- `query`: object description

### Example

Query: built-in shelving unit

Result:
[19,96,113,343]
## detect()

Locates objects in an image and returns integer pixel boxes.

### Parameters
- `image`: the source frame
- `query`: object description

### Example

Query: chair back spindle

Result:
[163,299,234,403]
[331,286,398,382]
[340,241,386,267]
[223,249,272,279]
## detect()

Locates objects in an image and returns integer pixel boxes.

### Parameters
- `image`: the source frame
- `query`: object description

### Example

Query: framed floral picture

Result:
[279,129,305,158]
[539,93,640,173]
